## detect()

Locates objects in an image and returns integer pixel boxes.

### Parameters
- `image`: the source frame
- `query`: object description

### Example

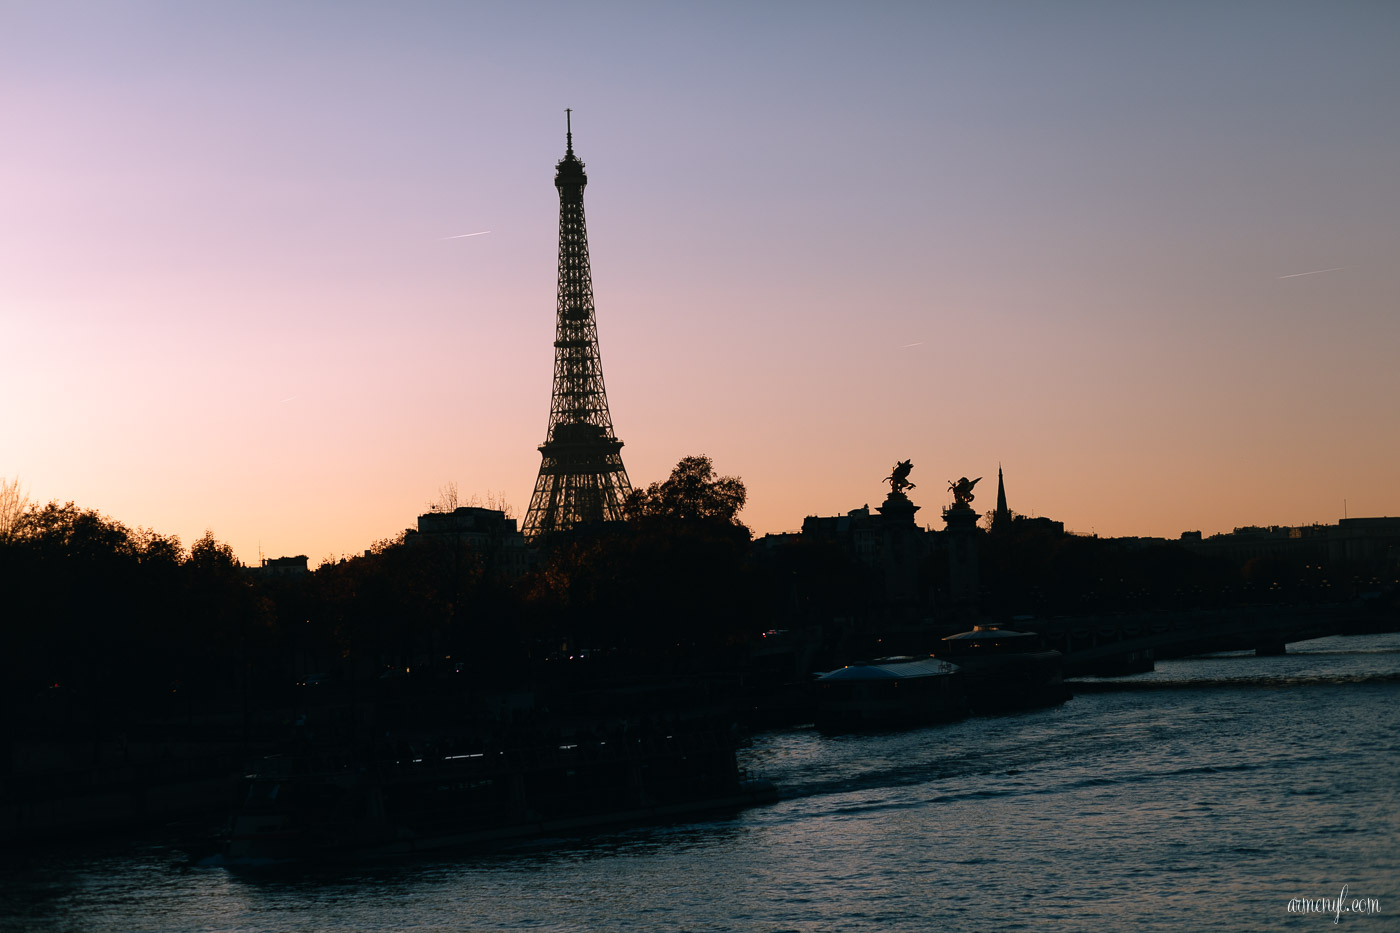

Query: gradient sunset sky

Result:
[4,1,1398,564]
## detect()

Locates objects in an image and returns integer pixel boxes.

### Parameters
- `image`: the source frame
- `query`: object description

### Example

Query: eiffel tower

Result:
[522,112,633,541]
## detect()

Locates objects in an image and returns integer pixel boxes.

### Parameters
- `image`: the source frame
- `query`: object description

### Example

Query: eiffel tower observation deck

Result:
[522,112,633,542]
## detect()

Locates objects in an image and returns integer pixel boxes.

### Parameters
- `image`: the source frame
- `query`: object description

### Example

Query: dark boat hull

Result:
[225,734,776,863]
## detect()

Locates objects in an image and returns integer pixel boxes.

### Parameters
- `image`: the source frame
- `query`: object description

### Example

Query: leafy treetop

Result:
[623,455,747,529]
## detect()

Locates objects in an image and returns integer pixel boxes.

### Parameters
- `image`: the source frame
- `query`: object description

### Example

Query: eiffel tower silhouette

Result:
[522,112,633,541]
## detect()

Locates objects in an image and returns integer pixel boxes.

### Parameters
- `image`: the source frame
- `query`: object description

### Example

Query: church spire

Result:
[993,463,1010,531]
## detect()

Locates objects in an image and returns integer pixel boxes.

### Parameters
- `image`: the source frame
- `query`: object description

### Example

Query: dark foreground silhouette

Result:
[2,459,1396,845]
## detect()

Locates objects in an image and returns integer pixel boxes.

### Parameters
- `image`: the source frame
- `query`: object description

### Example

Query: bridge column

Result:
[941,501,980,618]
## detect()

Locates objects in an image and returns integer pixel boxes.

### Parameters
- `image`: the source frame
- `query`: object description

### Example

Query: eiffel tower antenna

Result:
[522,112,633,541]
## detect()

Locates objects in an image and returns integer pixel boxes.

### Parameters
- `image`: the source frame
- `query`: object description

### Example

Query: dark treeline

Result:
[0,459,770,757]
[2,458,1395,760]
[1,502,275,743]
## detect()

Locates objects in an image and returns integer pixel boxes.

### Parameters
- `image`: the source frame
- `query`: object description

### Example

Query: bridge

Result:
[1024,604,1399,676]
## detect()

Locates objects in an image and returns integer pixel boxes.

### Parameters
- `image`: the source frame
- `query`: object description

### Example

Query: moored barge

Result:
[226,728,776,862]
[813,656,965,731]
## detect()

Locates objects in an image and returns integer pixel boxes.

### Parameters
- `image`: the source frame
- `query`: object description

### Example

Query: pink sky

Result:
[4,2,1398,564]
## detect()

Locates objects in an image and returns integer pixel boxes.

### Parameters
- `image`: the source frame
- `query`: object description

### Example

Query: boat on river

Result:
[813,656,965,731]
[934,623,1068,712]
[225,728,776,862]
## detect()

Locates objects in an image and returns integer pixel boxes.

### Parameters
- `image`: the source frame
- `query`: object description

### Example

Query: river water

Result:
[3,632,1397,932]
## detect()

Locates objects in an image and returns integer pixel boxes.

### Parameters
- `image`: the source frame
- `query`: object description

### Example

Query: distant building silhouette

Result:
[408,505,529,580]
[1011,516,1065,536]
[1334,517,1400,565]
[522,112,633,541]
[802,506,878,565]
[1182,516,1400,568]
[251,555,309,578]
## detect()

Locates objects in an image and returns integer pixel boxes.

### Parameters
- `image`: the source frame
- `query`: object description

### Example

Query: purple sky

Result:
[4,1,1398,563]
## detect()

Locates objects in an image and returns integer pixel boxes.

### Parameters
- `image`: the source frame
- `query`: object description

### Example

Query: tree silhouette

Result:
[0,477,29,542]
[624,455,747,530]
[521,456,757,669]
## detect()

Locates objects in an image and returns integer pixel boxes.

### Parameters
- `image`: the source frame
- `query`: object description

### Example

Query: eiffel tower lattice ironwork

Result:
[522,112,633,541]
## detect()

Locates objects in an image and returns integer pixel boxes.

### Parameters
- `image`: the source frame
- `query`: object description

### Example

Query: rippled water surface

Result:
[4,633,1398,932]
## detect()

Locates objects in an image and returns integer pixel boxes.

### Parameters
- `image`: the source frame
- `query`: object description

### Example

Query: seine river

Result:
[3,632,1397,932]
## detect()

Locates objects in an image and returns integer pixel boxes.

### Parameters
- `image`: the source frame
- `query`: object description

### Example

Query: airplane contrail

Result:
[1277,265,1351,279]
[900,342,924,349]
[441,230,492,240]
[278,396,298,404]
